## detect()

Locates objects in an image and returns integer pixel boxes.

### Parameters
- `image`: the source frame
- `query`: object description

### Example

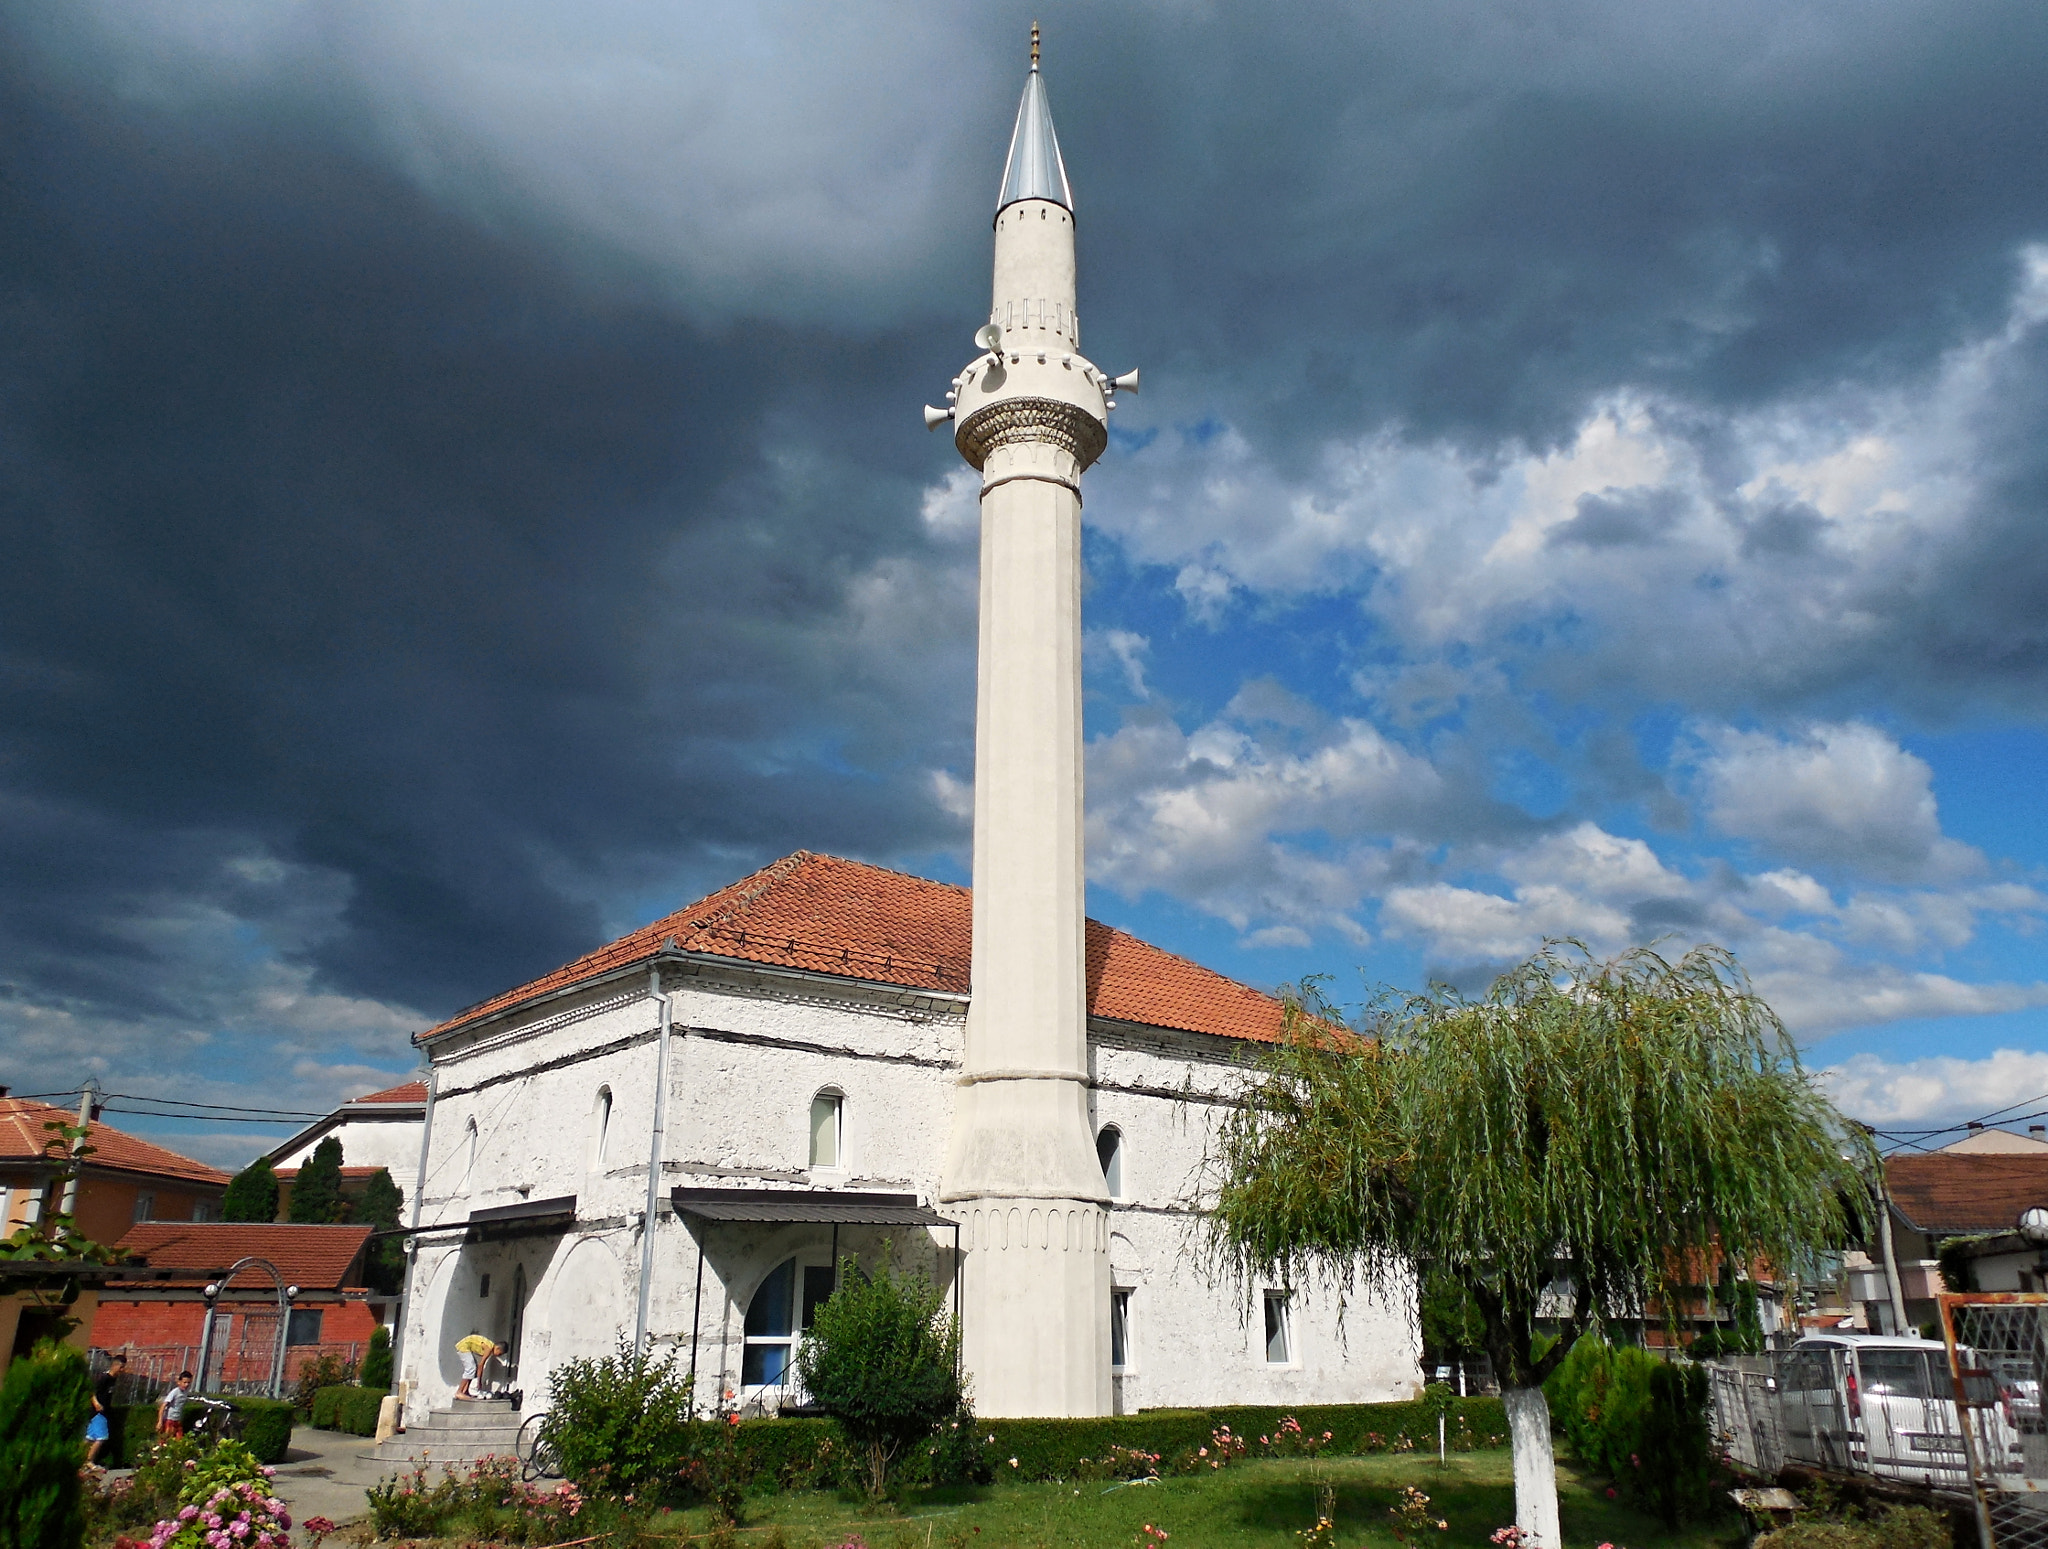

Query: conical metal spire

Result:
[996,31,1073,215]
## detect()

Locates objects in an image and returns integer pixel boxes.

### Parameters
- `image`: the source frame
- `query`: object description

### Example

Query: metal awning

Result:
[670,1187,950,1227]
[467,1195,577,1226]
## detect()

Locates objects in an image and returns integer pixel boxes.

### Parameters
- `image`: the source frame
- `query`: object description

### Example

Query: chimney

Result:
[2032,1126,2046,1140]
[0,1085,9,1097]
[1969,1121,1986,1133]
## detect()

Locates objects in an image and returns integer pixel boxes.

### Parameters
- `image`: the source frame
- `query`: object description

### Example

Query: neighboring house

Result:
[0,1094,228,1245]
[92,1222,381,1392]
[396,850,1421,1426]
[1876,1147,2048,1329]
[264,1081,426,1220]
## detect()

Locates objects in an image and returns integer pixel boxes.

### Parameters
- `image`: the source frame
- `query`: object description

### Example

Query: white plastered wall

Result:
[399,964,1420,1424]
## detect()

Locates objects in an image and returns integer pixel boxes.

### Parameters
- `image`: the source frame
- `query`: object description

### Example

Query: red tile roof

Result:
[349,1081,426,1105]
[0,1100,229,1188]
[274,1165,392,1182]
[1888,1154,2048,1235]
[109,1222,374,1290]
[425,851,1285,1046]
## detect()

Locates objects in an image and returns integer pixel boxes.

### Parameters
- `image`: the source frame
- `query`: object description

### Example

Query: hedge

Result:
[728,1398,1506,1489]
[979,1399,1506,1481]
[105,1394,293,1464]
[310,1384,386,1436]
[218,1395,295,1463]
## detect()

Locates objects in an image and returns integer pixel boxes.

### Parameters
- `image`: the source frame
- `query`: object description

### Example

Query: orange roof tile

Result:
[109,1222,373,1290]
[349,1081,426,1105]
[1887,1153,2048,1235]
[273,1165,393,1181]
[424,851,1285,1046]
[0,1100,229,1188]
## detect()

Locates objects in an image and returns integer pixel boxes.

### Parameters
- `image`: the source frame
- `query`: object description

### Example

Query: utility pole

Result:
[57,1077,103,1220]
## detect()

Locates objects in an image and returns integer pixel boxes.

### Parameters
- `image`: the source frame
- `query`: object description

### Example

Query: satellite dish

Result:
[973,324,1003,354]
[1109,368,1141,393]
[923,404,954,431]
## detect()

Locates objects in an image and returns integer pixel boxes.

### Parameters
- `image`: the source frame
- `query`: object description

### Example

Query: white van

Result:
[1782,1334,2019,1489]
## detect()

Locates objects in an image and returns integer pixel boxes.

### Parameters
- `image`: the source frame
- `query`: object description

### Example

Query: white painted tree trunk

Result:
[1503,1386,1562,1549]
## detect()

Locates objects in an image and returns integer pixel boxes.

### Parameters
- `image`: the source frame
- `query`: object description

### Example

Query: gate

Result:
[1939,1293,2048,1549]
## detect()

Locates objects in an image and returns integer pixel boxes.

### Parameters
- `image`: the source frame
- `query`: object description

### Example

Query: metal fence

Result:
[1940,1294,2048,1549]
[1707,1344,1978,1496]
[94,1341,366,1404]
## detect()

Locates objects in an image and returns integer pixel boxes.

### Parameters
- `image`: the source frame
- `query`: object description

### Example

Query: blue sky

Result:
[3,1,2047,1166]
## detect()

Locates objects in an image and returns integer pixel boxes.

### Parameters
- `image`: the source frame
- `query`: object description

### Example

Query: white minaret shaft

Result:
[936,38,1115,1419]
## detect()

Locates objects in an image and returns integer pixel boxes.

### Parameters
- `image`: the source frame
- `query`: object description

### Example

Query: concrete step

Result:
[368,1404,525,1467]
[369,1439,524,1467]
[410,1409,522,1434]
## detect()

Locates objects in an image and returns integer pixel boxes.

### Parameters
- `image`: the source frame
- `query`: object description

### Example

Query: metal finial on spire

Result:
[996,33,1073,213]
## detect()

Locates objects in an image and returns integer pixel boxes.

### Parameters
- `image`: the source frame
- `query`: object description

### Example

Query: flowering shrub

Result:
[1260,1416,1334,1460]
[138,1446,292,1549]
[364,1455,598,1543]
[300,1516,337,1549]
[1388,1486,1449,1546]
[1075,1443,1164,1482]
[1297,1515,1338,1549]
[1137,1526,1170,1547]
[1491,1527,1532,1549]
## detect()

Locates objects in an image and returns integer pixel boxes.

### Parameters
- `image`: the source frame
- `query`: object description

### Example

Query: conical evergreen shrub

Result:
[0,1339,92,1549]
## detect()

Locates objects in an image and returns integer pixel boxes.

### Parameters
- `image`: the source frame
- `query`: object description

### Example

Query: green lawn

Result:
[648,1452,1742,1549]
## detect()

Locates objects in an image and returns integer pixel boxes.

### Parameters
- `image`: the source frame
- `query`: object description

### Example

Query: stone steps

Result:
[369,1402,525,1467]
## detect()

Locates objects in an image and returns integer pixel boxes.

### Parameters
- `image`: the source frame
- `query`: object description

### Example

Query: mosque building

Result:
[394,40,1418,1429]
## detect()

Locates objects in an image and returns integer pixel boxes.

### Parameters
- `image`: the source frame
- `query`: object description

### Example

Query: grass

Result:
[637,1452,1743,1549]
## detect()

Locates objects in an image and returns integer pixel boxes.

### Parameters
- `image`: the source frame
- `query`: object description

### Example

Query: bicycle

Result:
[514,1412,560,1482]
[183,1397,247,1447]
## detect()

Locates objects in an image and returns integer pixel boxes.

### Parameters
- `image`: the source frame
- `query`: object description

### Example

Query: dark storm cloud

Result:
[0,30,975,1039]
[9,0,2048,1121]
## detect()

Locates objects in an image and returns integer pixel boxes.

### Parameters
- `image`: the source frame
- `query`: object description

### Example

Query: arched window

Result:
[1096,1125,1123,1199]
[742,1257,838,1389]
[591,1087,614,1168]
[809,1091,843,1170]
[462,1118,479,1189]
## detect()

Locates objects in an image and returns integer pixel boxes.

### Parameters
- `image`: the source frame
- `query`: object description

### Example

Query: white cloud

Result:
[1693,721,1981,882]
[1823,1047,2048,1127]
[919,468,980,542]
[1088,247,2048,722]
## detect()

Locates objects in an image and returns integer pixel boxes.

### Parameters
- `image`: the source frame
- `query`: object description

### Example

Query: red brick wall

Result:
[94,1298,380,1356]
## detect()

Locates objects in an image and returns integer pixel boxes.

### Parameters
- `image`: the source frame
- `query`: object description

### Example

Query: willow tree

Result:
[1210,943,1864,1548]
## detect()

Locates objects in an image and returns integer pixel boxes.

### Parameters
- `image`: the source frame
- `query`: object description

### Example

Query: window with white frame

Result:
[1096,1126,1123,1198]
[742,1256,838,1388]
[1111,1288,1133,1369]
[133,1192,155,1223]
[591,1086,614,1168]
[1263,1290,1293,1364]
[809,1092,843,1170]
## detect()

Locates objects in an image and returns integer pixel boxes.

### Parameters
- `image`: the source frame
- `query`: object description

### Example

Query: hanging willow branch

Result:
[1207,941,1869,1389]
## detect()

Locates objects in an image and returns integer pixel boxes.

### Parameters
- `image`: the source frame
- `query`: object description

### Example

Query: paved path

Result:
[266,1429,394,1527]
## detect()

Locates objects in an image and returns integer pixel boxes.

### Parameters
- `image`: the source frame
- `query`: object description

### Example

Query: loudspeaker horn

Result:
[1109,368,1141,393]
[923,404,954,431]
[973,323,1003,354]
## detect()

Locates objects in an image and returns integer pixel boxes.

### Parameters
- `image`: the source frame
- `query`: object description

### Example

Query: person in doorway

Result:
[453,1334,504,1400]
[157,1370,193,1438]
[86,1352,125,1463]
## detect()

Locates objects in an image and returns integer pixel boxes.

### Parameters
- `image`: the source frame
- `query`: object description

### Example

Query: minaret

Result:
[927,30,1133,1419]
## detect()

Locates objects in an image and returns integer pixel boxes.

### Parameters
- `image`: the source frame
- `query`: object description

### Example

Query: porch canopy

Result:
[668,1187,960,1394]
[669,1187,950,1226]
